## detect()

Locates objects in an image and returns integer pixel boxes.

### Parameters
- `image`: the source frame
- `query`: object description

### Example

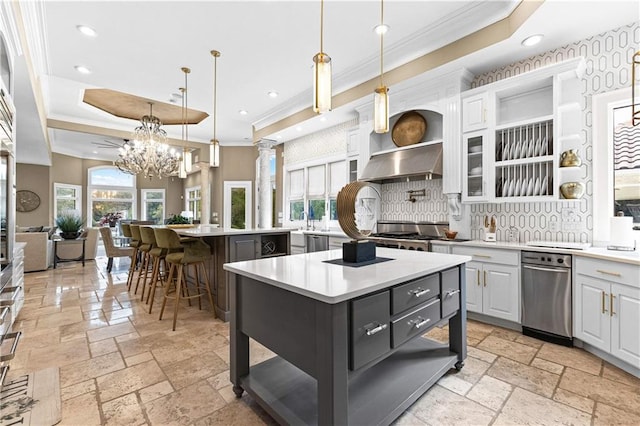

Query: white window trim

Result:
[87,166,137,224]
[141,188,165,222]
[223,181,252,229]
[185,185,201,220]
[53,182,82,217]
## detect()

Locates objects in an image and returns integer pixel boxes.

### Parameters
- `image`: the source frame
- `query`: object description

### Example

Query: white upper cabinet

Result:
[462,93,489,132]
[459,58,585,203]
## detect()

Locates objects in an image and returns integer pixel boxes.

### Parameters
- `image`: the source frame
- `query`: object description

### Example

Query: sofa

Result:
[15,227,99,272]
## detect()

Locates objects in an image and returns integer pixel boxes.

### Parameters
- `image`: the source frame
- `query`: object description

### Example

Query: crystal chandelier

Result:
[116,102,181,179]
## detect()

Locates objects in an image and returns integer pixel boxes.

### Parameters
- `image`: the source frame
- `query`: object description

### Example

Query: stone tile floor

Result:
[6,255,640,425]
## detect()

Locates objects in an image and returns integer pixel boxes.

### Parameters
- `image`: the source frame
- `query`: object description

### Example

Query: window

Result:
[53,183,82,218]
[185,186,201,221]
[285,159,346,226]
[612,106,640,222]
[141,189,165,224]
[88,166,136,226]
[223,181,252,229]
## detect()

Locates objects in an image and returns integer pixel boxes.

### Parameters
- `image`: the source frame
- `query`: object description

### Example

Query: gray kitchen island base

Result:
[227,249,468,426]
[239,338,458,425]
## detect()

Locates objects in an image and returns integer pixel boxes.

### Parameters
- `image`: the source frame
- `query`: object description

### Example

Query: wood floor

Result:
[6,254,640,425]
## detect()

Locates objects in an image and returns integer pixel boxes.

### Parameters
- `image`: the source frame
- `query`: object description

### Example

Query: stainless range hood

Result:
[359,143,443,184]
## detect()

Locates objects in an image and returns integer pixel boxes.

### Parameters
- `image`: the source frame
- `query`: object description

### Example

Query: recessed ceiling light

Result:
[276,135,282,139]
[239,110,248,115]
[92,150,98,154]
[76,25,97,37]
[74,65,91,74]
[296,126,302,131]
[374,24,389,35]
[268,91,278,98]
[521,34,543,47]
[320,116,327,122]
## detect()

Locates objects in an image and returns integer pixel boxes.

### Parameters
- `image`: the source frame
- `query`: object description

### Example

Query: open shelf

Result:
[240,337,457,426]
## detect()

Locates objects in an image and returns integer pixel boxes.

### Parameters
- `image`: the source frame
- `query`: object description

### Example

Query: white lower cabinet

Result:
[574,257,640,368]
[453,247,519,323]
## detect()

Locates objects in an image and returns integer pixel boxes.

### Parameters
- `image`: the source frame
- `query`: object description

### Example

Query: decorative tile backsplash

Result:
[464,22,639,243]
[380,180,448,223]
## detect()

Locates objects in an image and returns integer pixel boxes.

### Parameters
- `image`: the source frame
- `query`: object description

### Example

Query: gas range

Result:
[369,221,466,251]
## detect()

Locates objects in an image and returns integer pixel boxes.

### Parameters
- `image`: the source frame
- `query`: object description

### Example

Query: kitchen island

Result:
[224,248,471,425]
[175,226,293,320]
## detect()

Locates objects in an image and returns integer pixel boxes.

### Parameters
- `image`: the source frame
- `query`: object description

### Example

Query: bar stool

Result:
[155,228,215,331]
[140,226,169,313]
[121,224,140,291]
[132,226,153,298]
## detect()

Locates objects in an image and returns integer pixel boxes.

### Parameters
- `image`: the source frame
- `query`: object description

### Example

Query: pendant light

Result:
[374,0,389,133]
[181,67,192,173]
[210,50,221,167]
[178,85,187,179]
[633,50,640,126]
[312,0,331,113]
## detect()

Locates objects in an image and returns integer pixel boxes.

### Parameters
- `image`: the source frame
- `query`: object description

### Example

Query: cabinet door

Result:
[464,261,483,313]
[610,284,640,367]
[482,264,519,323]
[347,128,360,156]
[462,131,489,202]
[462,93,489,132]
[430,244,450,254]
[229,236,258,262]
[574,275,610,352]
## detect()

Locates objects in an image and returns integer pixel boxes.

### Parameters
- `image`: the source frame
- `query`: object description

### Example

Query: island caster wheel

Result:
[454,361,465,371]
[233,385,244,398]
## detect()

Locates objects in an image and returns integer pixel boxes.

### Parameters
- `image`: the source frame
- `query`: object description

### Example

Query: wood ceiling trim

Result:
[83,88,209,125]
[253,0,544,142]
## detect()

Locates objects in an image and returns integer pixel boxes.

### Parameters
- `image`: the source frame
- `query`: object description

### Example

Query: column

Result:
[257,139,275,229]
[200,164,211,225]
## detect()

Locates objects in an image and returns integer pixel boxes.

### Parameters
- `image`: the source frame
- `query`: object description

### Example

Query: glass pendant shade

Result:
[374,86,389,133]
[183,149,192,172]
[313,52,332,113]
[210,139,220,167]
[178,159,187,178]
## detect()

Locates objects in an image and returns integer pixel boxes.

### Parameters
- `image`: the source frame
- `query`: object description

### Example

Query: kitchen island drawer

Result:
[350,291,391,370]
[392,298,441,348]
[441,267,461,317]
[575,256,639,288]
[391,273,440,315]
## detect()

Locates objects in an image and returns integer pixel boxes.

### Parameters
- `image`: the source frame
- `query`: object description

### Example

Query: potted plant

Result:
[99,212,123,227]
[55,211,84,240]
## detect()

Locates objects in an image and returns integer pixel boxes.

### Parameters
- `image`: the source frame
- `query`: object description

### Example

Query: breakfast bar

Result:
[224,248,471,425]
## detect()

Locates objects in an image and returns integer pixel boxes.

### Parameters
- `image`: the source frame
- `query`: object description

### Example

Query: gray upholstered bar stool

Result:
[121,223,140,291]
[155,228,215,331]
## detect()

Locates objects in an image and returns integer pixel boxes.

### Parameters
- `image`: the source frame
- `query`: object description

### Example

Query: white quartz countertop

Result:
[224,247,471,304]
[175,225,295,237]
[431,239,640,265]
[291,229,349,238]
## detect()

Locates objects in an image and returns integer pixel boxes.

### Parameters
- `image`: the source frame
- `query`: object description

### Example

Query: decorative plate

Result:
[391,111,427,147]
[16,190,41,212]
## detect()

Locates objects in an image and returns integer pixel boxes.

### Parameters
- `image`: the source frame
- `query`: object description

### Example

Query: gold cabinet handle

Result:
[601,291,608,314]
[483,270,487,287]
[474,254,491,259]
[610,293,616,317]
[596,269,621,277]
[477,270,480,286]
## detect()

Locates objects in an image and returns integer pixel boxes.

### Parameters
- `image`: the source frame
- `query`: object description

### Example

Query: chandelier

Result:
[116,102,181,179]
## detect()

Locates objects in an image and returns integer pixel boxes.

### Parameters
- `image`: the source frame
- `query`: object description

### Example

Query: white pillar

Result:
[257,139,275,229]
[200,164,210,225]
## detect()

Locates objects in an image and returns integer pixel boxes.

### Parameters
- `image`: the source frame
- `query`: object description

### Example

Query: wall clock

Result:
[16,190,41,212]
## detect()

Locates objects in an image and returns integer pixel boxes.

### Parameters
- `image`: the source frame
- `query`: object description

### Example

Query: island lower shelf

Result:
[240,337,457,425]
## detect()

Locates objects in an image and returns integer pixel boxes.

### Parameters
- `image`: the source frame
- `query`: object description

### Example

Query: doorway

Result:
[223,181,252,229]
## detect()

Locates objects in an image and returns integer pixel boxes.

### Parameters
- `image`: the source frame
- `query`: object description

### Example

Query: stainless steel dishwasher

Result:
[521,251,573,346]
[305,234,329,252]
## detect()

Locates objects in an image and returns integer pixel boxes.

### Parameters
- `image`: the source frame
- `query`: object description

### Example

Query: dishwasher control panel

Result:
[521,251,572,268]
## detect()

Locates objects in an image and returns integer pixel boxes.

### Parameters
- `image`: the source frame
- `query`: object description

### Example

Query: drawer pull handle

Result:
[410,317,431,329]
[602,291,608,314]
[474,254,491,258]
[0,306,8,324]
[445,289,461,298]
[0,331,21,362]
[365,323,387,336]
[409,288,430,298]
[596,269,621,277]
